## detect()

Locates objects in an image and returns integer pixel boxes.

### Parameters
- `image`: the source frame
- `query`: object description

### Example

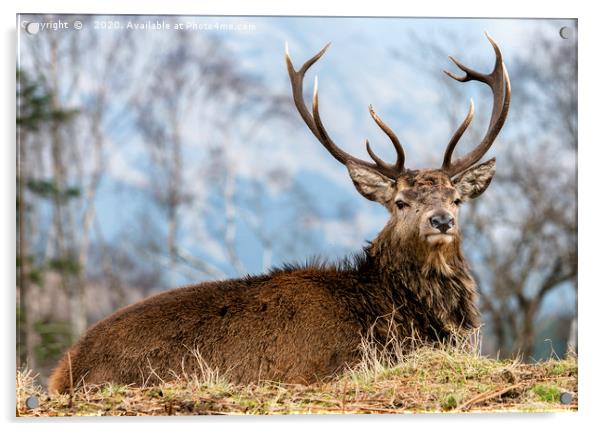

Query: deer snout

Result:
[429,211,455,234]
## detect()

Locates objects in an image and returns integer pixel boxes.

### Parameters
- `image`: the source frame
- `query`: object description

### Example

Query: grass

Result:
[16,331,577,416]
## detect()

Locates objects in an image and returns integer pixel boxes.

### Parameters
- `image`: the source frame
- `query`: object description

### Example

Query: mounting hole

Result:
[559,26,571,40]
[560,392,573,405]
[25,396,39,409]
[25,22,40,35]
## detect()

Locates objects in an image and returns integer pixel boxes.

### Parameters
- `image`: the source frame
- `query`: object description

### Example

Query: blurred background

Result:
[16,15,577,382]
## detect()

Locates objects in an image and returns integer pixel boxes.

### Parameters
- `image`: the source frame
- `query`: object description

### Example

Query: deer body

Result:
[49,208,478,392]
[49,35,509,393]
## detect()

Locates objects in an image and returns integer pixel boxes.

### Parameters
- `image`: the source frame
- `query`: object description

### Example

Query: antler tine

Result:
[368,105,405,171]
[286,43,406,179]
[311,76,390,172]
[441,33,511,177]
[285,42,331,141]
[445,57,489,83]
[442,99,474,171]
[365,139,389,169]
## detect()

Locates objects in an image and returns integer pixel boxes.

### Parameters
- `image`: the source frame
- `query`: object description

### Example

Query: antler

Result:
[285,42,405,179]
[441,33,511,177]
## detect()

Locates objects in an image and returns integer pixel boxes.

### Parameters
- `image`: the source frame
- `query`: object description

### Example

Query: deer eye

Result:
[453,198,462,206]
[395,200,408,210]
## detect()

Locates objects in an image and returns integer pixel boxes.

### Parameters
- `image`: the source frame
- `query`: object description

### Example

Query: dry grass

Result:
[16,331,577,416]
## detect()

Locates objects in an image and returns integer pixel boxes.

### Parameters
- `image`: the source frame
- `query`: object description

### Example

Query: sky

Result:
[17,15,577,319]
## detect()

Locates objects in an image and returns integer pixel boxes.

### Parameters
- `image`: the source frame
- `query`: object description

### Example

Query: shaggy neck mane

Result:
[368,221,466,278]
[357,221,480,335]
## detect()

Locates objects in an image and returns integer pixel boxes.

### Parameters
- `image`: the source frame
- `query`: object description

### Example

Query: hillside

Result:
[17,338,577,416]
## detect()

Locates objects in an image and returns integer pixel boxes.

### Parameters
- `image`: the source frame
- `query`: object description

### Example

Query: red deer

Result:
[49,33,510,393]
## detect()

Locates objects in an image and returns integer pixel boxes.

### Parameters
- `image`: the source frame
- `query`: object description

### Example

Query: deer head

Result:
[285,34,510,257]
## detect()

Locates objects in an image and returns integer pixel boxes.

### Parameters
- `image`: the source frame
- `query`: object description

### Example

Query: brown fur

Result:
[48,166,485,394]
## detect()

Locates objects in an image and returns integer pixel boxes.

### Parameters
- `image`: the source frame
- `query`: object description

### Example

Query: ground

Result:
[16,338,577,416]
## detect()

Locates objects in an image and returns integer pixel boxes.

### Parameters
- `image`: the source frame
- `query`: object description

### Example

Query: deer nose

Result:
[430,211,455,233]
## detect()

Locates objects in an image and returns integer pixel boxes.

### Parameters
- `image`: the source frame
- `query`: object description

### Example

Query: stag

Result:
[49,34,510,393]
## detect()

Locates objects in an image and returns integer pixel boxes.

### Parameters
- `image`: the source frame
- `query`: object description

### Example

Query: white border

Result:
[3,1,600,430]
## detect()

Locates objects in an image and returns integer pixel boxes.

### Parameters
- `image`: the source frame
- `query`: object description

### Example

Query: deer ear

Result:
[453,158,496,200]
[346,162,395,205]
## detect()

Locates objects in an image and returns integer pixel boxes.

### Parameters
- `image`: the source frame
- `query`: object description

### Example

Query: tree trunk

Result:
[49,37,87,340]
[223,163,245,275]
[17,133,37,369]
[516,304,537,359]
[567,316,577,355]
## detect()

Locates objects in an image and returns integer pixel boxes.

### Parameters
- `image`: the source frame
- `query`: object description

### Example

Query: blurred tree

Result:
[467,25,577,358]
[132,33,309,281]
[17,69,78,368]
[18,16,138,376]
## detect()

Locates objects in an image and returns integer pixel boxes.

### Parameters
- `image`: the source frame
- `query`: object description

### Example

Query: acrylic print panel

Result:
[16,15,577,415]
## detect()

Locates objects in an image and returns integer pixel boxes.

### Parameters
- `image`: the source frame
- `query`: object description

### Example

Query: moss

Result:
[547,360,577,377]
[532,384,561,402]
[99,384,129,398]
[440,393,460,411]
